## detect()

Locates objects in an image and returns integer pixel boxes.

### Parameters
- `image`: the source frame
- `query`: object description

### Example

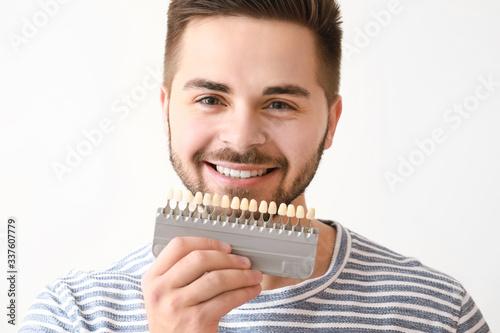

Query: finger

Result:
[201,284,262,319]
[149,237,232,276]
[166,250,251,288]
[183,269,263,306]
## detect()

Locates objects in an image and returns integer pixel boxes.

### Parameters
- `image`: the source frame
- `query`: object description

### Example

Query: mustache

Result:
[194,148,289,169]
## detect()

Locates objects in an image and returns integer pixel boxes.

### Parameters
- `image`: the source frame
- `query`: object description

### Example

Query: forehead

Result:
[172,16,321,95]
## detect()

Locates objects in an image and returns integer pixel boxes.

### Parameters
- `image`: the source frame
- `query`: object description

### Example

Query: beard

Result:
[168,122,329,206]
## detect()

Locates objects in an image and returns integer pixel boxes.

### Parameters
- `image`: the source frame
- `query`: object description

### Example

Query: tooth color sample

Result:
[259,201,268,214]
[249,199,258,212]
[212,194,221,207]
[231,197,240,209]
[268,201,277,214]
[174,189,183,202]
[278,203,287,216]
[306,208,315,219]
[221,195,230,208]
[194,192,203,204]
[203,193,212,206]
[240,198,249,210]
[296,206,305,219]
[184,190,193,203]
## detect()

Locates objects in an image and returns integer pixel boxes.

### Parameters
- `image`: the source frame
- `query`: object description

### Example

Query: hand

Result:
[142,237,263,333]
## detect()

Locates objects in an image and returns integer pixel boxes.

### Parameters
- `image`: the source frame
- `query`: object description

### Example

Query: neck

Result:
[289,193,308,210]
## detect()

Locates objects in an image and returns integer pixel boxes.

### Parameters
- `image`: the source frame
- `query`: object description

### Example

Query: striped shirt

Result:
[20,221,489,332]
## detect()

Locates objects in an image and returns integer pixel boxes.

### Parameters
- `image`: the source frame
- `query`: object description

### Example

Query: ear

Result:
[323,94,342,150]
[160,84,170,138]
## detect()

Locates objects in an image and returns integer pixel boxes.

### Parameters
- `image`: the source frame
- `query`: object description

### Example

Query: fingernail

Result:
[239,256,251,266]
[219,241,231,252]
[252,270,262,281]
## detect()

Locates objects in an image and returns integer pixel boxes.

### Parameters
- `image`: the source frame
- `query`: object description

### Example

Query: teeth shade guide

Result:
[202,193,212,206]
[221,195,230,208]
[194,192,203,205]
[174,189,183,201]
[266,201,277,228]
[220,195,230,222]
[249,199,258,212]
[171,189,183,215]
[212,194,221,207]
[180,190,193,216]
[229,197,240,222]
[295,205,305,232]
[163,188,316,233]
[209,194,220,218]
[276,203,287,229]
[305,208,315,233]
[285,205,295,231]
[188,201,197,217]
[248,199,258,226]
[164,188,174,214]
[184,190,193,202]
[153,189,319,279]
[257,201,268,226]
[202,193,212,219]
[238,198,249,224]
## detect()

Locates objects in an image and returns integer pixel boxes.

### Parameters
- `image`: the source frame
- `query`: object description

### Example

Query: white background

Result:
[1,0,499,332]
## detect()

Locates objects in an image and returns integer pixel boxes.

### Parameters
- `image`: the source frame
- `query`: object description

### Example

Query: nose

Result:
[218,107,267,151]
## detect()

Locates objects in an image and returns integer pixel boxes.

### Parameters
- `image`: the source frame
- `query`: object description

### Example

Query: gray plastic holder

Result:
[152,208,319,279]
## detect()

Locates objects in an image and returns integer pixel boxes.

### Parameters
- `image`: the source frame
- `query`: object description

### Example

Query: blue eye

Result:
[200,96,222,105]
[268,101,295,110]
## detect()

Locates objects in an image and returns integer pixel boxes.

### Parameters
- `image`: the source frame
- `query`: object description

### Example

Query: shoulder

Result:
[339,225,466,298]
[330,222,490,332]
[20,243,153,332]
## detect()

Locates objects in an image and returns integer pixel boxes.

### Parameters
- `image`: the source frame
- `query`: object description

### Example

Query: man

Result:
[21,0,489,332]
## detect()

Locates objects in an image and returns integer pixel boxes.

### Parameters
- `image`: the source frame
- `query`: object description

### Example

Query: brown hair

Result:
[164,0,342,107]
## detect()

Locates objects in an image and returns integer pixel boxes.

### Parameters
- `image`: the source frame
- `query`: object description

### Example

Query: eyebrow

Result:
[183,78,310,99]
[183,79,231,94]
[263,85,310,98]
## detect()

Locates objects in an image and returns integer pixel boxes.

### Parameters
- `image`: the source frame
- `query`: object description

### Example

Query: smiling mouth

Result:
[208,163,276,179]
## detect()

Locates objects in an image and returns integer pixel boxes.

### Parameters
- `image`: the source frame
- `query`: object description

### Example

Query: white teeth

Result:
[214,165,270,179]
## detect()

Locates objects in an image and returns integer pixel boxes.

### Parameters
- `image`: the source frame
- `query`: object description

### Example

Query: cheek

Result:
[270,119,324,170]
[286,136,314,170]
[172,121,213,160]
[169,107,214,160]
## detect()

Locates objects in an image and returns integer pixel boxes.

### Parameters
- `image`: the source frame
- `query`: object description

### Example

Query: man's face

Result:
[163,16,341,206]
